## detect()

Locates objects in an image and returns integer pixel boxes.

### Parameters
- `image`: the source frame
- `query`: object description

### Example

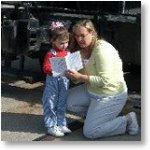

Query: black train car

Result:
[1,1,141,82]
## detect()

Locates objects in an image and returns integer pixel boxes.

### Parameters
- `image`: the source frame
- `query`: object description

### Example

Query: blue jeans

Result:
[42,75,69,128]
[67,84,128,139]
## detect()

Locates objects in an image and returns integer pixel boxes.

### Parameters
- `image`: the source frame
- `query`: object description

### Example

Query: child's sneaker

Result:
[127,112,139,135]
[59,126,72,134]
[47,126,64,137]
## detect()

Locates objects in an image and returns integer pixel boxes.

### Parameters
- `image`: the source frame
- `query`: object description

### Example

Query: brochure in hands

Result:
[49,51,83,77]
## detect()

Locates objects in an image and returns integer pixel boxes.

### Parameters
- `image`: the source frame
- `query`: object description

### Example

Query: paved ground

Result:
[1,57,141,141]
[1,75,141,141]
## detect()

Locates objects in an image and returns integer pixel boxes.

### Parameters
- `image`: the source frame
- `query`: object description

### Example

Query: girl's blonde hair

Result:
[69,19,98,51]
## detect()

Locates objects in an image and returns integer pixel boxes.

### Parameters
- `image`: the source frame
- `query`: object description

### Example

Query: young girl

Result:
[42,21,71,137]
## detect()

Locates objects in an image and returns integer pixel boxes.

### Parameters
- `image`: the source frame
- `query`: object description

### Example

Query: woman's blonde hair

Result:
[72,19,97,38]
[69,19,98,51]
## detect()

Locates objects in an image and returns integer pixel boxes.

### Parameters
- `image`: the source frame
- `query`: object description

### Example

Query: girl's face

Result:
[74,26,93,49]
[52,39,69,50]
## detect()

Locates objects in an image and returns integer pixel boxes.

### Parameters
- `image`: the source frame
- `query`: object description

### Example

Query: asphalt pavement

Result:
[1,57,141,141]
[1,77,141,141]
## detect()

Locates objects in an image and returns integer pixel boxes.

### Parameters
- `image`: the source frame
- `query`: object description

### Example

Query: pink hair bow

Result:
[49,21,64,31]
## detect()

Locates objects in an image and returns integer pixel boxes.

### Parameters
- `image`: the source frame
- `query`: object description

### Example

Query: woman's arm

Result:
[88,45,116,87]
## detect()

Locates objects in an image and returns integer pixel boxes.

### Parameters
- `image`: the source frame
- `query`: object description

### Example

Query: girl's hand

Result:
[65,69,89,82]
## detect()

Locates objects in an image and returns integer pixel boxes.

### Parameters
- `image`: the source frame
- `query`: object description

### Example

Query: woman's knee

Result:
[83,122,96,139]
[66,94,74,111]
[83,124,96,139]
[66,102,73,112]
[83,122,104,139]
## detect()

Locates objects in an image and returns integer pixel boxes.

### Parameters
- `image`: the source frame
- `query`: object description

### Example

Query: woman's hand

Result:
[66,69,81,80]
[65,69,89,82]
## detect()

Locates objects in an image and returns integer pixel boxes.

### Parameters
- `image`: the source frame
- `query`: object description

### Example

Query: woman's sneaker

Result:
[127,112,139,135]
[59,126,72,134]
[47,126,64,137]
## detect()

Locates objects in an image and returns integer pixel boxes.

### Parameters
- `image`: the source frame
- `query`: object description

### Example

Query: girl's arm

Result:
[43,52,52,75]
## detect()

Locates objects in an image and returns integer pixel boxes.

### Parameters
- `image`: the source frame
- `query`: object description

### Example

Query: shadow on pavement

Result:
[1,112,45,134]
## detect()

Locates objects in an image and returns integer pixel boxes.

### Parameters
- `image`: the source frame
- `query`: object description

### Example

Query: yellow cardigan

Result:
[82,39,127,95]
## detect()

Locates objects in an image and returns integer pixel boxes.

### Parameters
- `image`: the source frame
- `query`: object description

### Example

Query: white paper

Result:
[49,51,83,77]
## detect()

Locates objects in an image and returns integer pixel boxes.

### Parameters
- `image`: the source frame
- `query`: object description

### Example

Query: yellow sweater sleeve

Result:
[88,41,121,88]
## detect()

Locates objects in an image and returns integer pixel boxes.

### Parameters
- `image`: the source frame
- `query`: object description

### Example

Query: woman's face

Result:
[74,26,93,49]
